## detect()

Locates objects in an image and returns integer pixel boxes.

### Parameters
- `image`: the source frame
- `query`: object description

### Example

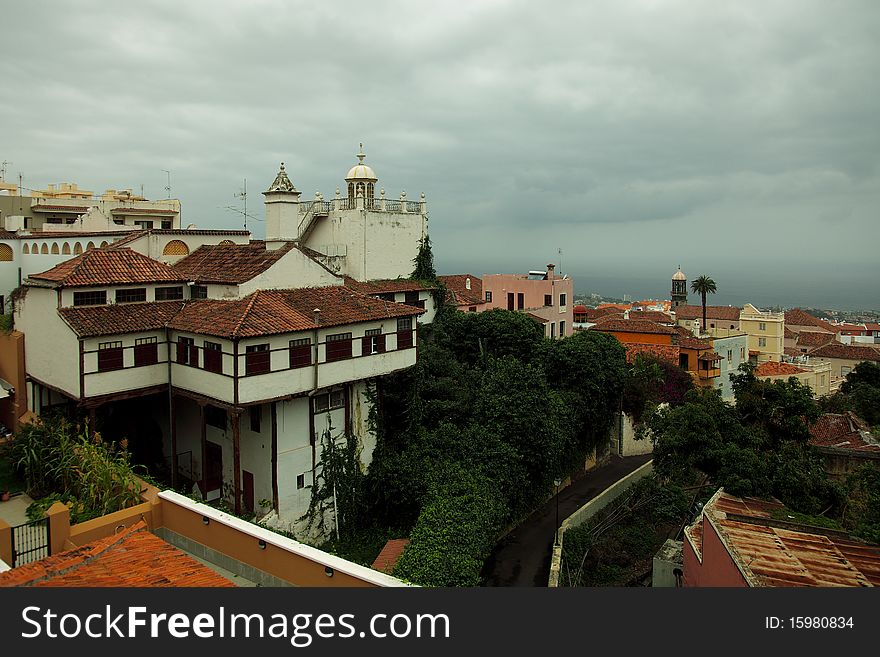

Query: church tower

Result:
[671,266,688,309]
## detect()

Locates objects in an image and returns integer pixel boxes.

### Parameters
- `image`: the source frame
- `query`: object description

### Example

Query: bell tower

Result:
[671,266,688,309]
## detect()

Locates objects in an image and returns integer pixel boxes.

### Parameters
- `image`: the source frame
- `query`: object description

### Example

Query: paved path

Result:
[482,454,653,587]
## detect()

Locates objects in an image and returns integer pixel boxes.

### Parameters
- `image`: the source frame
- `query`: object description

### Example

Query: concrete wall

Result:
[0,331,27,431]
[615,413,653,457]
[548,460,653,587]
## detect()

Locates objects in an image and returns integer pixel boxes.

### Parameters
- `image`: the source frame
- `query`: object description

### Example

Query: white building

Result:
[14,153,435,536]
[262,147,428,281]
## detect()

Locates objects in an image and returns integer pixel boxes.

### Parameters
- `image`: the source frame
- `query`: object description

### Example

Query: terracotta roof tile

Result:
[623,343,680,365]
[755,361,807,377]
[0,521,234,587]
[677,336,715,350]
[580,307,623,321]
[592,318,678,335]
[109,208,178,215]
[810,343,880,362]
[438,274,485,306]
[345,277,435,295]
[169,286,424,339]
[31,204,90,212]
[796,331,835,349]
[784,326,798,339]
[674,305,741,322]
[29,248,187,287]
[173,241,296,284]
[371,539,410,574]
[810,413,880,453]
[60,301,185,337]
[573,304,588,314]
[628,310,673,323]
[784,308,836,332]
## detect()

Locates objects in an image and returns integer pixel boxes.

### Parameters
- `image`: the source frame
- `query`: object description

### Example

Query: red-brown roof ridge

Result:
[30,248,187,288]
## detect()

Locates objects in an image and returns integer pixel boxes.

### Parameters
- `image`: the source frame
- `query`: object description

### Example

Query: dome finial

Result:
[357,143,366,165]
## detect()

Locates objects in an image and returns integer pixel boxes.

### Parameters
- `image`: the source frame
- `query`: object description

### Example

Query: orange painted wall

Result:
[0,330,27,432]
[607,331,673,346]
[683,519,748,587]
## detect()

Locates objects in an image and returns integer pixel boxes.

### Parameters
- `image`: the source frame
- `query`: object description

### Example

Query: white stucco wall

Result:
[305,207,426,281]
[82,331,169,397]
[238,248,342,296]
[15,286,80,398]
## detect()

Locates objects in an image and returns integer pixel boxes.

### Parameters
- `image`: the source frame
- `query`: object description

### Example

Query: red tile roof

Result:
[674,305,741,322]
[592,318,678,335]
[623,343,680,365]
[796,331,835,349]
[579,307,622,321]
[784,308,836,332]
[29,248,187,288]
[0,521,234,587]
[573,304,588,314]
[60,301,185,337]
[810,343,880,362]
[345,277,434,295]
[173,241,296,284]
[810,413,880,453]
[438,274,485,307]
[784,326,798,339]
[371,538,410,574]
[755,361,807,377]
[677,336,715,350]
[628,310,673,323]
[169,287,424,339]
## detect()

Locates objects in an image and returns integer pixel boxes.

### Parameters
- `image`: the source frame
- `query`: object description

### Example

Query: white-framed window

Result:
[758,337,767,347]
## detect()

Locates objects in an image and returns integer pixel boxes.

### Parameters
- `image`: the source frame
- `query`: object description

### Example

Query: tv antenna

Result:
[162,169,171,199]
[0,160,9,181]
[224,178,259,231]
[558,247,563,275]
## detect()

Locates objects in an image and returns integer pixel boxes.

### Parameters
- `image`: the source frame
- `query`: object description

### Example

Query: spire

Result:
[357,143,366,165]
[266,162,297,193]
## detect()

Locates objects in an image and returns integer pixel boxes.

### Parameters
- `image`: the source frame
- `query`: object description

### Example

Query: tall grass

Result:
[12,416,144,522]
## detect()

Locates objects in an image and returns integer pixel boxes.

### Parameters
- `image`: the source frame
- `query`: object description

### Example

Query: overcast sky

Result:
[2,1,878,309]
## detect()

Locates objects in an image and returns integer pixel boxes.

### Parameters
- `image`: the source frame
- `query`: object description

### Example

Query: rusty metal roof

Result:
[699,490,880,587]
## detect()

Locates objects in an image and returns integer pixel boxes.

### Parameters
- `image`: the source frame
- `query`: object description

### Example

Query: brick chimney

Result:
[547,263,556,280]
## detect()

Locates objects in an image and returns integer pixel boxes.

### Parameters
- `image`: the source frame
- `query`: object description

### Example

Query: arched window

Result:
[100,241,109,248]
[218,239,235,246]
[62,243,71,255]
[31,243,38,254]
[0,244,13,261]
[40,243,49,254]
[51,243,60,254]
[74,243,83,255]
[86,241,95,250]
[162,239,190,256]
[347,182,354,198]
[21,244,29,255]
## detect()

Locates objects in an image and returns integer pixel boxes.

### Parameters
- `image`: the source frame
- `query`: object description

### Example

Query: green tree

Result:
[411,234,436,282]
[690,275,717,332]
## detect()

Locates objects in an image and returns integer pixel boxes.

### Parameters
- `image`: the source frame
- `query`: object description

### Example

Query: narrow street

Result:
[482,453,653,587]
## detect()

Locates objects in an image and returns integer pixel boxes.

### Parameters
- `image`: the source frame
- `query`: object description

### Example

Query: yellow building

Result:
[740,303,784,363]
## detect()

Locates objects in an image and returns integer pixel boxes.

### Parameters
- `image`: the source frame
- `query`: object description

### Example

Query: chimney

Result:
[313,308,321,325]
[547,263,555,280]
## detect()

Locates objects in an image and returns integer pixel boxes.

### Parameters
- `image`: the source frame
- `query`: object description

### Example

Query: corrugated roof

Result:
[695,491,880,587]
[29,248,187,287]
[0,521,234,587]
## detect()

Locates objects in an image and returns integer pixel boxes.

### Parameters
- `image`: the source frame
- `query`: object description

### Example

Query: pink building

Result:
[482,264,574,338]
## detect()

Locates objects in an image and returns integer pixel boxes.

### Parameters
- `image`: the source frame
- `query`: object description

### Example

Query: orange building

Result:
[591,318,720,387]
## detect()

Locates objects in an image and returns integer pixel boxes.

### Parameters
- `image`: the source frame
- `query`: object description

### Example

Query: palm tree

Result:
[690,275,717,333]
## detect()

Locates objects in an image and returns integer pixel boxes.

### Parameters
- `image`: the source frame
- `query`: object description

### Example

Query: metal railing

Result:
[11,517,51,567]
